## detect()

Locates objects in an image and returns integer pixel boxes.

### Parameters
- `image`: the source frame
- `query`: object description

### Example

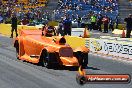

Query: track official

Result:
[91,15,96,30]
[63,15,72,36]
[10,15,18,38]
[124,14,132,38]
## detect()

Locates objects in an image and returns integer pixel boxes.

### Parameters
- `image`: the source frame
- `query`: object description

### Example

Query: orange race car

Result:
[14,28,89,68]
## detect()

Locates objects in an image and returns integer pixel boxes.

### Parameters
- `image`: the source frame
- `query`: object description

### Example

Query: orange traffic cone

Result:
[121,27,125,38]
[83,27,90,38]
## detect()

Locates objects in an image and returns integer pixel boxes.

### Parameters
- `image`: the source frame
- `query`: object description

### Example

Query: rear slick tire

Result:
[43,58,51,68]
[74,52,88,68]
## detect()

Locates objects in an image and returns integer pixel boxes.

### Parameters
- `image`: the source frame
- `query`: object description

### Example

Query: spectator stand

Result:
[55,0,118,22]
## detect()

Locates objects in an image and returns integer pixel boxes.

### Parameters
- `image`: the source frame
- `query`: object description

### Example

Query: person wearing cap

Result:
[124,14,132,38]
[10,15,18,38]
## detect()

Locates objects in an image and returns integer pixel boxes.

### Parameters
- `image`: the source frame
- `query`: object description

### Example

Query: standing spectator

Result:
[63,15,72,35]
[102,15,109,33]
[109,18,114,31]
[72,14,76,21]
[10,14,18,38]
[77,15,81,28]
[87,13,92,30]
[0,15,3,23]
[124,14,132,38]
[97,14,103,32]
[57,18,64,36]
[115,16,119,29]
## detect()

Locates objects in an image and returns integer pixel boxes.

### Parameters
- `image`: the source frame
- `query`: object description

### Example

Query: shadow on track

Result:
[85,66,100,70]
[21,60,100,71]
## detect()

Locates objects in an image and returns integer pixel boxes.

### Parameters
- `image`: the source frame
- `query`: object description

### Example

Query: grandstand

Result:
[55,0,119,21]
[118,0,132,19]
[0,0,131,25]
[1,0,47,13]
[0,0,50,24]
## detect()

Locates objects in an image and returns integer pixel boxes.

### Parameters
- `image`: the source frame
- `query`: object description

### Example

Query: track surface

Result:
[0,35,132,88]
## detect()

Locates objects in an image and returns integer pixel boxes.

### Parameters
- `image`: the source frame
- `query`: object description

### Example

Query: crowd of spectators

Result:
[54,0,120,33]
[57,0,118,11]
[0,0,119,33]
[0,0,49,24]
[129,0,132,6]
[55,0,118,20]
[56,12,119,36]
[0,0,131,38]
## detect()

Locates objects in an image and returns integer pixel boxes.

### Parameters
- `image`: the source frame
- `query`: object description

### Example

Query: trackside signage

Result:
[76,67,131,85]
[76,74,131,85]
[86,38,132,59]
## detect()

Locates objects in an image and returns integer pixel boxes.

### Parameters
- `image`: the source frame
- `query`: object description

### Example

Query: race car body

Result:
[14,29,89,68]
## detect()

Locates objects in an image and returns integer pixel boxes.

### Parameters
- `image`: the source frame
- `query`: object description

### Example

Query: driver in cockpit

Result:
[42,24,56,37]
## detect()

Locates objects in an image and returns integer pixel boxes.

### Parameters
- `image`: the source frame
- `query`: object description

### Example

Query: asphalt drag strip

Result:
[0,36,132,88]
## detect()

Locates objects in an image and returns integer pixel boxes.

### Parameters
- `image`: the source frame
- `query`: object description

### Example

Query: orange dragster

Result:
[14,29,89,68]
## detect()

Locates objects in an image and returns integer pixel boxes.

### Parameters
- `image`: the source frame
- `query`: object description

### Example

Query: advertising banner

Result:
[86,37,132,59]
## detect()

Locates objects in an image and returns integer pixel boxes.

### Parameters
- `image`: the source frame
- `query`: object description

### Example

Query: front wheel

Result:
[40,50,51,68]
[15,45,19,60]
[16,50,19,59]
